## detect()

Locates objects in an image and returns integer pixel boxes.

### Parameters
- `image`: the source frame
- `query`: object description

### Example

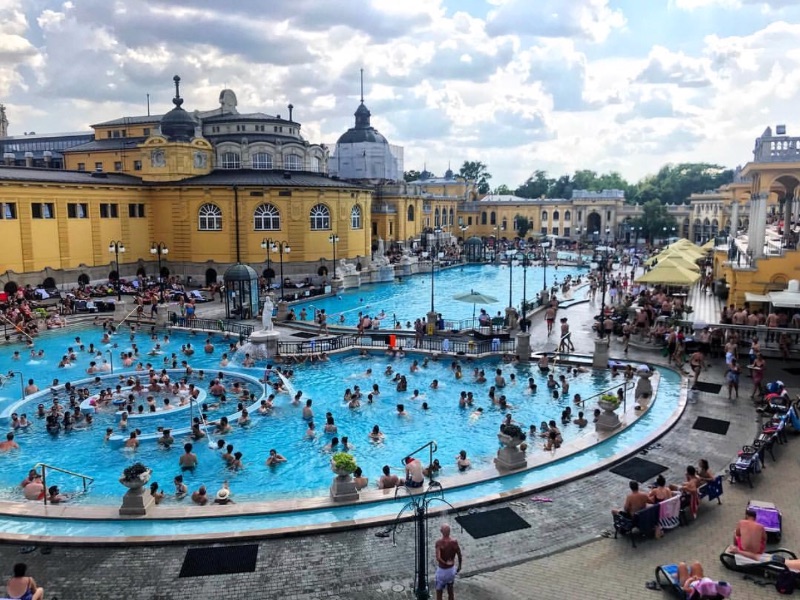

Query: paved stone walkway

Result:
[0,285,796,599]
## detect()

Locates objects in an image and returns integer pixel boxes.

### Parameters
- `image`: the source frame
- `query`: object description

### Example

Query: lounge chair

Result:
[655,564,731,599]
[748,500,782,543]
[719,547,797,579]
[697,475,723,504]
[613,503,659,547]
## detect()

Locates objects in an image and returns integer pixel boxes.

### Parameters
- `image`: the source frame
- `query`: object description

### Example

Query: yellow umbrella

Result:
[701,239,715,250]
[657,256,701,272]
[636,263,700,286]
[644,247,703,266]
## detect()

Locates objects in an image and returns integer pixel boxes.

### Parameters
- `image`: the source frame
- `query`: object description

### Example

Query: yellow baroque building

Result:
[0,77,371,289]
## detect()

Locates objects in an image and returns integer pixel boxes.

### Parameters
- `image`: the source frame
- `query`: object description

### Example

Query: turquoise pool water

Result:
[0,321,659,505]
[292,263,585,326]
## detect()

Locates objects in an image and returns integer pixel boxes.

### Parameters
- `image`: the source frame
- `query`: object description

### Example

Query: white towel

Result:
[658,494,681,531]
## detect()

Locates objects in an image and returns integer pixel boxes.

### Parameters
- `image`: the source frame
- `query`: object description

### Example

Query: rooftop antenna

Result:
[360,68,364,104]
[146,93,150,116]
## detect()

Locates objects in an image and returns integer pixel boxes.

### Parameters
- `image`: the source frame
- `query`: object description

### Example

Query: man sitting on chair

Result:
[726,507,766,561]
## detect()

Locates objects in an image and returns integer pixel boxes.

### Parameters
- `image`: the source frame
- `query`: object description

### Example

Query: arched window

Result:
[502,218,508,231]
[221,152,240,169]
[481,212,487,225]
[541,210,548,221]
[309,204,331,230]
[351,205,362,229]
[252,153,273,170]
[407,205,415,222]
[198,203,222,230]
[449,208,454,225]
[490,211,496,225]
[564,210,571,221]
[285,154,302,170]
[311,156,321,172]
[553,210,560,220]
[434,208,440,227]
[254,203,280,230]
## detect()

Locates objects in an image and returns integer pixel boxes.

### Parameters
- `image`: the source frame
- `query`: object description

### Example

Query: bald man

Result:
[435,523,462,600]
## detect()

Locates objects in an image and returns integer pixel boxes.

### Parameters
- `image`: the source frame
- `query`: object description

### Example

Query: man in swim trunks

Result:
[726,507,766,560]
[544,306,556,335]
[404,456,424,488]
[435,523,462,600]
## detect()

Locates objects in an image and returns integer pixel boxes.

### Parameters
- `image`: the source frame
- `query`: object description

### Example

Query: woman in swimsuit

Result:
[6,563,44,600]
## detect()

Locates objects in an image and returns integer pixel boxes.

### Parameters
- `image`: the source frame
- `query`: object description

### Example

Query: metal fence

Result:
[166,312,255,337]
[276,332,516,356]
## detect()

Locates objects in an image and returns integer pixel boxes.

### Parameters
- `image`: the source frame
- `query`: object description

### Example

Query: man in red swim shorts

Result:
[726,507,766,560]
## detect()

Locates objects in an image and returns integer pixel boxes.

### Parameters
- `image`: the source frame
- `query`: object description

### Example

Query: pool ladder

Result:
[32,462,94,505]
[400,440,438,482]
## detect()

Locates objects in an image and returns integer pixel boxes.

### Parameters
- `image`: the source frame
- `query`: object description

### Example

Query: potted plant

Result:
[598,393,620,412]
[498,423,527,448]
[330,452,357,477]
[119,462,151,490]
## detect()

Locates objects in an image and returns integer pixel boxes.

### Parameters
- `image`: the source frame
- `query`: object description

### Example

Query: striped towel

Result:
[658,494,681,531]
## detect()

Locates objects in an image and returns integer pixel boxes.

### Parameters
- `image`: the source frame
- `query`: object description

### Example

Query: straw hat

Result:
[216,487,230,501]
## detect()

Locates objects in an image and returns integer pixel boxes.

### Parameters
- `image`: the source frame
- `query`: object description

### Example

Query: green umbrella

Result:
[453,290,499,318]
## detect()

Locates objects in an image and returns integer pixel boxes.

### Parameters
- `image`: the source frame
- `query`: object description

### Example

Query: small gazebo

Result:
[223,263,259,320]
[464,237,484,263]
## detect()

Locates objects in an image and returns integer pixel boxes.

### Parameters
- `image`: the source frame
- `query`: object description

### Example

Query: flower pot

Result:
[331,464,354,478]
[497,433,524,448]
[598,399,619,412]
[120,469,151,491]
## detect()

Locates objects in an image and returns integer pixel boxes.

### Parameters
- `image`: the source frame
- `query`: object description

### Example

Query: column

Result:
[729,201,739,238]
[752,193,768,259]
[784,193,794,247]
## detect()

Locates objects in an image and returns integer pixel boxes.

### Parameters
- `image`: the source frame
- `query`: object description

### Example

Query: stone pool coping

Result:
[0,365,687,545]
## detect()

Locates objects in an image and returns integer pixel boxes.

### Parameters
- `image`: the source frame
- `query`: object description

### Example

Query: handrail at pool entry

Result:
[116,305,142,328]
[167,312,254,337]
[0,314,34,343]
[33,462,94,505]
[576,380,635,411]
[402,440,438,483]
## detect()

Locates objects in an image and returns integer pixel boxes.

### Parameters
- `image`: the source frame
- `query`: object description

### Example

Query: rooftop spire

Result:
[172,75,184,108]
[360,68,364,104]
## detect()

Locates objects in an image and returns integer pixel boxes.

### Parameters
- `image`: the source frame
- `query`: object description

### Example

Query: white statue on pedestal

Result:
[262,296,274,331]
[339,258,357,276]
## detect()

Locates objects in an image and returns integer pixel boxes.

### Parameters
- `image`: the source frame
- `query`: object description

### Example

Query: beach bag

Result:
[776,570,795,594]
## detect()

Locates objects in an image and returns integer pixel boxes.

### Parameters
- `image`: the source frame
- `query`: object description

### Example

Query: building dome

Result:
[465,236,483,248]
[336,101,388,144]
[160,76,197,142]
[223,263,258,282]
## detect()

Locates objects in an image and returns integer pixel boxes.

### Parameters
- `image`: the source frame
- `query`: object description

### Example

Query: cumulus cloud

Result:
[486,0,625,42]
[635,46,712,87]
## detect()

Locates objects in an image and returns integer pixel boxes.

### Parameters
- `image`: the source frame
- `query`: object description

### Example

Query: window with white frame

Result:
[284,154,302,170]
[351,205,362,229]
[221,152,240,169]
[309,204,331,230]
[254,203,280,230]
[198,203,223,230]
[252,152,272,170]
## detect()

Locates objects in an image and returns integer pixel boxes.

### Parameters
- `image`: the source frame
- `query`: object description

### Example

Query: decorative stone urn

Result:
[596,396,622,432]
[329,460,359,502]
[119,468,154,516]
[494,432,528,471]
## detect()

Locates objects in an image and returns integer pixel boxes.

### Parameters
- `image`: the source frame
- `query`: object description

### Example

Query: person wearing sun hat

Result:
[214,481,234,505]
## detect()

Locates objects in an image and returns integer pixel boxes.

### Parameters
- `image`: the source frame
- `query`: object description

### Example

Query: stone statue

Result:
[339,258,357,276]
[261,296,274,331]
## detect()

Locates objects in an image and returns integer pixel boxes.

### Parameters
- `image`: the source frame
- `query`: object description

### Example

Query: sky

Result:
[2,0,800,188]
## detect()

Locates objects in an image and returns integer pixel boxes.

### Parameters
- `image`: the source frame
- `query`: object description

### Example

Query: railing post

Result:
[41,465,47,506]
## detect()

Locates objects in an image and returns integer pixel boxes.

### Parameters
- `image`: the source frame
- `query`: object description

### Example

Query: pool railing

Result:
[33,462,94,505]
[276,333,516,356]
[167,313,255,337]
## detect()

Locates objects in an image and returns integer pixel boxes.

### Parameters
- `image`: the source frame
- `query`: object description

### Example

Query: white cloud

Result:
[486,0,625,42]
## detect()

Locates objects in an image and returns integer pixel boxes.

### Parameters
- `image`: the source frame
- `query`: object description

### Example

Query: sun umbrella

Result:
[657,256,701,272]
[453,290,499,318]
[636,264,700,286]
[644,247,704,266]
[701,239,716,250]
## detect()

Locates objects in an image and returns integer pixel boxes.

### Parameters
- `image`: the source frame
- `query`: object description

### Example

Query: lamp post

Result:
[150,242,168,301]
[596,227,611,339]
[505,248,516,309]
[516,251,531,331]
[260,238,275,290]
[108,240,125,301]
[541,240,551,298]
[271,241,291,301]
[329,233,340,279]
[575,227,582,261]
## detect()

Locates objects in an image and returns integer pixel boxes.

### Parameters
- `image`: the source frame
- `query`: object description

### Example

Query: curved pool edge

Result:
[0,365,688,546]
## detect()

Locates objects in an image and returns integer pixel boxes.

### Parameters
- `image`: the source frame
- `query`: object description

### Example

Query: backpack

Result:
[776,569,795,595]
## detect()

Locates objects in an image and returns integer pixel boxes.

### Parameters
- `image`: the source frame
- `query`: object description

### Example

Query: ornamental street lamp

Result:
[596,227,611,339]
[329,233,340,279]
[270,241,291,301]
[516,251,531,331]
[108,240,125,301]
[150,242,168,300]
[541,240,551,298]
[260,238,276,290]
[505,248,516,309]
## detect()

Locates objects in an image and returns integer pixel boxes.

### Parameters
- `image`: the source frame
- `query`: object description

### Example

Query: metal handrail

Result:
[400,441,439,484]
[576,380,635,411]
[0,314,34,343]
[32,462,94,505]
[117,305,143,327]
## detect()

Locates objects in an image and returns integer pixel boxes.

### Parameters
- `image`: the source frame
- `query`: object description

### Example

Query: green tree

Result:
[547,174,573,198]
[515,170,552,199]
[459,161,492,194]
[404,170,421,182]
[515,214,533,238]
[629,200,678,243]
[629,163,733,205]
[494,184,512,195]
